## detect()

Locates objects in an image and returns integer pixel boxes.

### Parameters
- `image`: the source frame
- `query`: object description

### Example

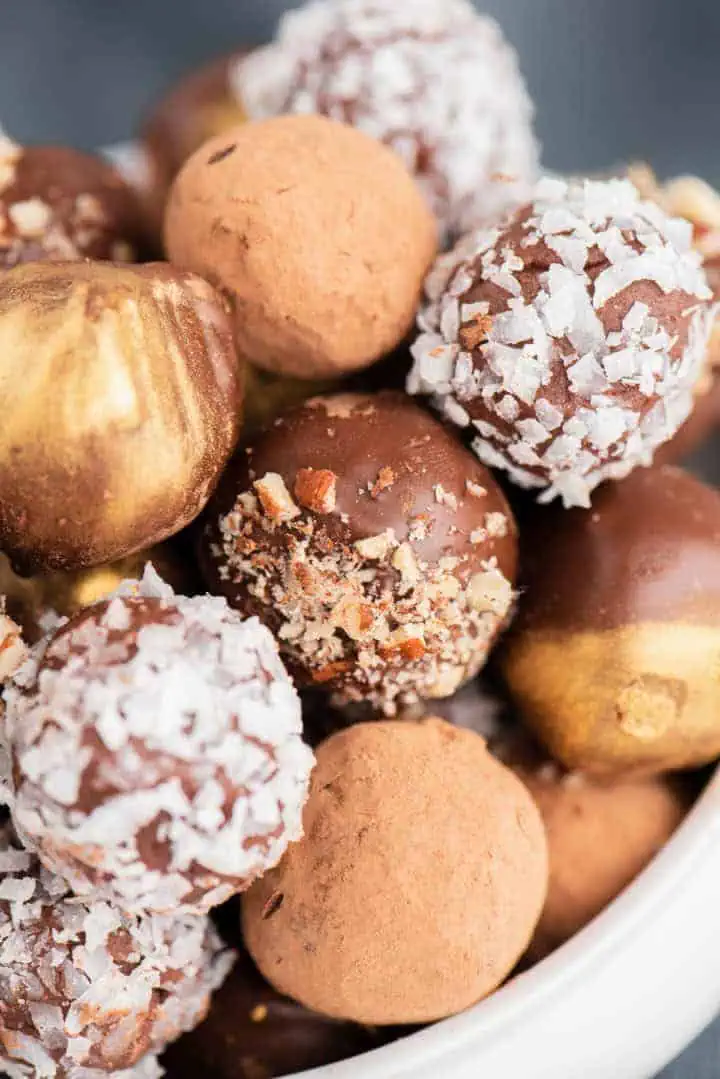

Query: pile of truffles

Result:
[0,0,718,1076]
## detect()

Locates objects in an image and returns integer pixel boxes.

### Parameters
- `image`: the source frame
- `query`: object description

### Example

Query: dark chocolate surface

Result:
[511,464,720,634]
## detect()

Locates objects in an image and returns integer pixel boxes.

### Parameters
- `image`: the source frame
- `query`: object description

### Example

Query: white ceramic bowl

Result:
[294,765,720,1079]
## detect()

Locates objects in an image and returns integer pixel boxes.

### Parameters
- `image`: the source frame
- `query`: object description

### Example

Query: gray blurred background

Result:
[0,0,718,1076]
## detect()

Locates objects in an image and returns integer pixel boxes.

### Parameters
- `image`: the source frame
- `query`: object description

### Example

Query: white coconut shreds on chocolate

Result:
[0,822,234,1079]
[1,567,314,916]
[408,176,716,507]
[230,0,538,237]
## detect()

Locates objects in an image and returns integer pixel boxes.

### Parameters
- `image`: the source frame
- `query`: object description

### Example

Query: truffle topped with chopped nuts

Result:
[2,567,314,915]
[199,391,517,712]
[0,136,144,266]
[232,0,538,237]
[409,176,715,507]
[0,820,234,1079]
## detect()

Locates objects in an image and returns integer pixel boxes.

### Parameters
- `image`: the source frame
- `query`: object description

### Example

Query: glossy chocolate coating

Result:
[0,145,145,266]
[161,943,396,1079]
[208,391,515,573]
[513,465,720,634]
[502,464,720,775]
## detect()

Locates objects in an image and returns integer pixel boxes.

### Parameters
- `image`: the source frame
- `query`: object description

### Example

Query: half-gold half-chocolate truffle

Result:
[501,465,720,775]
[165,115,438,379]
[0,260,243,571]
[242,718,547,1025]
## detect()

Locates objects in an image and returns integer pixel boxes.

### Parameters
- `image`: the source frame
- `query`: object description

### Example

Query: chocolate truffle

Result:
[0,823,234,1078]
[409,176,714,507]
[0,259,243,571]
[512,757,690,961]
[0,135,144,266]
[200,391,517,713]
[243,719,547,1025]
[501,465,720,775]
[161,944,391,1079]
[233,0,538,237]
[142,51,249,214]
[3,568,314,915]
[164,115,437,379]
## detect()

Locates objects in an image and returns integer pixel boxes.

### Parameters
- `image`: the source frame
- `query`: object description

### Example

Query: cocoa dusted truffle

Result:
[162,944,392,1079]
[232,0,538,237]
[200,392,517,713]
[409,177,714,507]
[165,115,437,379]
[2,568,314,915]
[511,758,690,961]
[0,822,234,1078]
[242,719,547,1025]
[0,259,243,571]
[0,135,144,266]
[501,465,720,775]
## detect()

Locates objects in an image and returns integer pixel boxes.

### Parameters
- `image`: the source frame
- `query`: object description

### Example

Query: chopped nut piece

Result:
[392,542,420,583]
[250,1004,268,1023]
[254,473,300,521]
[8,198,52,236]
[468,571,512,616]
[382,624,427,661]
[312,660,353,683]
[370,466,396,498]
[354,530,395,560]
[433,484,458,510]
[485,512,509,538]
[332,596,375,640]
[466,480,487,499]
[294,467,338,513]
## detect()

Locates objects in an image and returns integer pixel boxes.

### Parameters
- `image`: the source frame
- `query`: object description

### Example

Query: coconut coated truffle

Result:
[199,392,517,713]
[0,136,144,267]
[164,114,437,379]
[409,177,714,507]
[2,568,314,915]
[232,0,538,237]
[242,718,547,1025]
[513,759,690,961]
[0,822,234,1078]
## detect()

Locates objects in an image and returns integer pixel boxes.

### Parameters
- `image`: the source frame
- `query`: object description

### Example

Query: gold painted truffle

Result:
[242,718,547,1025]
[502,465,720,775]
[0,260,243,571]
[165,115,438,379]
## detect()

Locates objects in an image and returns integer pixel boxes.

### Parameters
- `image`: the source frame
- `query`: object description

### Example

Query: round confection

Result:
[232,0,538,237]
[242,718,547,1025]
[0,822,234,1078]
[0,259,243,571]
[511,755,690,961]
[3,568,314,915]
[409,176,714,508]
[142,51,249,213]
[164,115,438,379]
[501,464,720,775]
[161,943,393,1079]
[0,136,144,266]
[199,391,517,713]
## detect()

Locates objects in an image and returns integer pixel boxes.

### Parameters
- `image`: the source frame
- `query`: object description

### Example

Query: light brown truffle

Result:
[165,115,438,379]
[242,718,547,1025]
[514,758,690,961]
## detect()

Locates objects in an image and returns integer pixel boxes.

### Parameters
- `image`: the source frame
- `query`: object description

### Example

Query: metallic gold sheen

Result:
[0,261,243,570]
[502,623,720,776]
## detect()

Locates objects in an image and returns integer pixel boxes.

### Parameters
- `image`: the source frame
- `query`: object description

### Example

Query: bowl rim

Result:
[295,762,720,1077]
